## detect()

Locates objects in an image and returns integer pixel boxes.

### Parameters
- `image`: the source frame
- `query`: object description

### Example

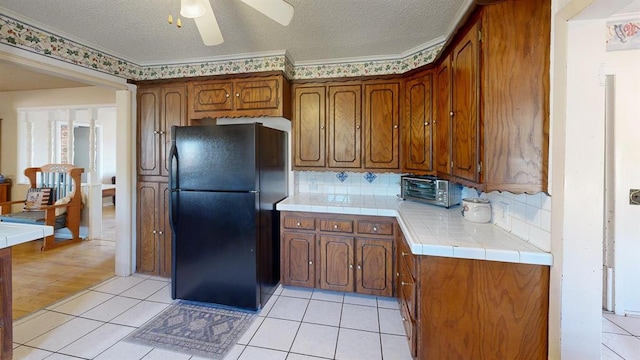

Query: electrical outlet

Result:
[630,189,640,205]
[500,202,510,220]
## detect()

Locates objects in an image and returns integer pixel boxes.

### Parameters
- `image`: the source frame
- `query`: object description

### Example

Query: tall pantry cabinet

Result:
[136,84,187,277]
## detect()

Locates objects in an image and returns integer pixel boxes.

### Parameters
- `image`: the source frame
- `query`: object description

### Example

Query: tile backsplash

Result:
[293,171,551,251]
[294,171,402,197]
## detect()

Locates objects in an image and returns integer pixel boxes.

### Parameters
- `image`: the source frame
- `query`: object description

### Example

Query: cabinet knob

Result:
[356,125,360,130]
[296,222,301,227]
[402,317,407,322]
[153,230,157,234]
[309,261,313,265]
[373,227,378,232]
[401,281,409,286]
[226,93,230,98]
[450,111,454,117]
[424,122,430,126]
[357,265,362,270]
[402,251,407,257]
[396,272,400,277]
[153,130,159,134]
[158,231,163,235]
[320,125,325,129]
[333,224,338,229]
[236,93,240,97]
[393,125,398,129]
[349,264,353,269]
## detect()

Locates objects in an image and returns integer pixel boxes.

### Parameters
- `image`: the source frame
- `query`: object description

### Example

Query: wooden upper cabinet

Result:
[328,85,362,169]
[137,84,187,177]
[435,55,452,176]
[293,86,326,168]
[364,82,400,170]
[188,74,291,121]
[403,71,434,173]
[451,20,481,183]
[481,0,550,193]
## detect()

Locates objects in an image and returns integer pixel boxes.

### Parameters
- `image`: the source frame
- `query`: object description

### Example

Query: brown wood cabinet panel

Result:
[482,0,550,193]
[136,181,172,277]
[235,78,280,110]
[403,71,433,173]
[161,85,187,177]
[0,182,11,215]
[355,237,393,296]
[191,81,234,112]
[319,219,354,233]
[328,85,362,168]
[319,235,354,292]
[282,232,316,288]
[418,255,549,360]
[364,83,400,169]
[451,21,481,183]
[0,248,12,360]
[293,86,326,168]
[137,182,159,274]
[137,88,161,176]
[188,74,290,120]
[435,55,452,175]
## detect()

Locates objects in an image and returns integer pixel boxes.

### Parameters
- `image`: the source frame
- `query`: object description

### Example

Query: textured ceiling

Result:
[0,0,469,65]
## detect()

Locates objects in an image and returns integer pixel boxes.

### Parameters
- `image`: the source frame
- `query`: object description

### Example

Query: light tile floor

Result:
[12,274,412,360]
[12,273,640,360]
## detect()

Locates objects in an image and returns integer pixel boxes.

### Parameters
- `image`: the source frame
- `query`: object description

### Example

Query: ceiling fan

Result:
[176,0,294,46]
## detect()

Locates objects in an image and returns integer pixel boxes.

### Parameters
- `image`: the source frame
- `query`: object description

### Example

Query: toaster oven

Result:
[400,175,462,208]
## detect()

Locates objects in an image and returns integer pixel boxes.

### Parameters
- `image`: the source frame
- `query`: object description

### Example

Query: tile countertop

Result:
[0,222,54,249]
[276,194,553,266]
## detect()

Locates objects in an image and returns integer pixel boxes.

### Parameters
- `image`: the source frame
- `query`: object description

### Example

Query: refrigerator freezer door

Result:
[173,124,258,192]
[172,190,260,310]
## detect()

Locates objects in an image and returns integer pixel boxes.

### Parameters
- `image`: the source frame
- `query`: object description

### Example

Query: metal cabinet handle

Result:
[373,227,378,232]
[356,125,360,129]
[153,230,157,234]
[236,93,240,97]
[424,121,430,126]
[402,317,407,322]
[296,222,301,227]
[158,231,163,235]
[357,265,362,270]
[450,111,454,117]
[349,264,353,269]
[321,125,325,129]
[309,261,313,265]
[396,272,400,277]
[393,125,398,129]
[333,224,338,229]
[225,93,230,98]
[402,251,407,257]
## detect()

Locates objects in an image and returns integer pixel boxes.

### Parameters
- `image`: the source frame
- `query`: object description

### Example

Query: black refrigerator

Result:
[168,123,287,310]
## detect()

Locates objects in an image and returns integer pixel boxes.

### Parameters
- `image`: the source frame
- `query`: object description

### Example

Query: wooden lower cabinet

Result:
[136,181,172,277]
[395,225,549,359]
[0,248,12,360]
[281,212,395,297]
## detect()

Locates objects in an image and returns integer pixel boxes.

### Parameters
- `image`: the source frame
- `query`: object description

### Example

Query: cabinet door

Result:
[435,56,452,175]
[355,238,393,297]
[364,83,400,169]
[282,232,316,287]
[137,182,159,274]
[137,87,161,176]
[235,78,280,110]
[451,22,481,182]
[328,85,361,168]
[0,248,12,360]
[191,81,234,115]
[293,86,326,168]
[159,183,172,278]
[319,236,354,292]
[403,73,433,172]
[161,85,187,177]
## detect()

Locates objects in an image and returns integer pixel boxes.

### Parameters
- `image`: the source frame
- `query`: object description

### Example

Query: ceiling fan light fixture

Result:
[180,0,206,18]
[241,0,294,26]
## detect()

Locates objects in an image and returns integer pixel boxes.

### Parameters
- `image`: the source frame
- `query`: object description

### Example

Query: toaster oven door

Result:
[402,178,437,201]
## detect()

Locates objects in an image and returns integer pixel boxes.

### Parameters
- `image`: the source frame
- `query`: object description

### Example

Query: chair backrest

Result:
[24,164,84,204]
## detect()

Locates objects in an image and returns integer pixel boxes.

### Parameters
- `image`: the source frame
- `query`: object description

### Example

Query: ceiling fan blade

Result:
[241,0,294,26]
[194,0,224,46]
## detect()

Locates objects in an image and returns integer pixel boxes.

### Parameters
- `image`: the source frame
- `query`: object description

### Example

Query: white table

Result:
[0,222,54,249]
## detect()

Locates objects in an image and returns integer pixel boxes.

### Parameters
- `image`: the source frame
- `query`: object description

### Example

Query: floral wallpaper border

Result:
[0,13,443,81]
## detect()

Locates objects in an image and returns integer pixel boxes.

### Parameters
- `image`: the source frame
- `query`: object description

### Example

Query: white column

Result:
[25,114,34,169]
[86,108,102,241]
[67,109,75,164]
[115,89,134,276]
[47,110,56,164]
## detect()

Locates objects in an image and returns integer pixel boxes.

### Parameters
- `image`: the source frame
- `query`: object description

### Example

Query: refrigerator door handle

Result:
[169,132,179,233]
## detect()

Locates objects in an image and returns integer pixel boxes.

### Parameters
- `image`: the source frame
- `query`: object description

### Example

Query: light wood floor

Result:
[11,205,116,320]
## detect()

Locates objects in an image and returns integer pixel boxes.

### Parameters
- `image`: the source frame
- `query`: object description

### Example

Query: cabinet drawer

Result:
[400,301,418,358]
[319,219,354,233]
[357,220,394,236]
[398,239,417,280]
[399,259,416,318]
[283,217,316,230]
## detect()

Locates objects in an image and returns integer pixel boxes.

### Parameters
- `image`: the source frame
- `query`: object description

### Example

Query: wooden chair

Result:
[0,164,84,251]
